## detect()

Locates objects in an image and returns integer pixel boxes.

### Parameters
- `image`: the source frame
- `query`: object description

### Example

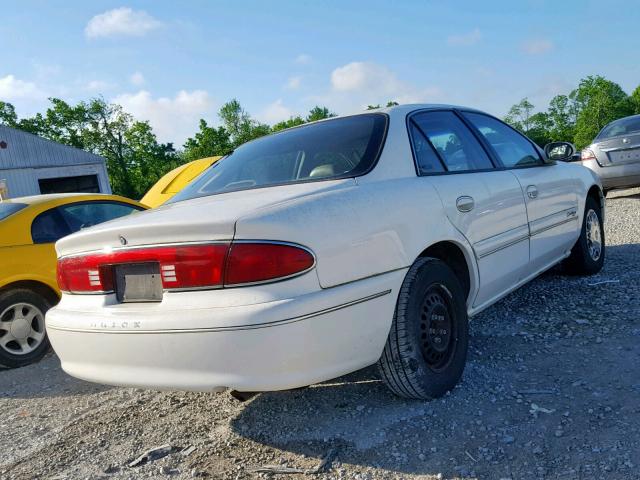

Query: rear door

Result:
[409,110,530,308]
[462,112,579,271]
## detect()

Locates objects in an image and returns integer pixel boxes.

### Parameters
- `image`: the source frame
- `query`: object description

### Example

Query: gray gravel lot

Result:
[1,188,639,480]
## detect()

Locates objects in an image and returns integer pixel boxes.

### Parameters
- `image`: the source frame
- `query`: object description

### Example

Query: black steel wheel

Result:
[378,257,468,400]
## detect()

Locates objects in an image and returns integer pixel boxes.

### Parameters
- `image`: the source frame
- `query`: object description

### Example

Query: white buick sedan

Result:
[47,105,604,400]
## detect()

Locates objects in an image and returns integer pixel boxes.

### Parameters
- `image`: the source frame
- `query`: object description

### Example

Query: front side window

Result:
[58,202,143,231]
[170,114,387,203]
[464,112,542,168]
[410,111,494,173]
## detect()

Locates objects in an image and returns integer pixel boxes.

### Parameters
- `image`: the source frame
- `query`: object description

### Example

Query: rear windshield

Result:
[597,115,640,139]
[169,114,388,203]
[0,203,27,222]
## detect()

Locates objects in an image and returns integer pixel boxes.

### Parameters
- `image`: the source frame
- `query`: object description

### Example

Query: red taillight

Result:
[225,243,315,285]
[57,242,315,294]
[581,148,597,161]
[57,244,229,293]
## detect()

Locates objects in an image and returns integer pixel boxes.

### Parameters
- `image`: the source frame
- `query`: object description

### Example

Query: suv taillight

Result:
[57,242,315,293]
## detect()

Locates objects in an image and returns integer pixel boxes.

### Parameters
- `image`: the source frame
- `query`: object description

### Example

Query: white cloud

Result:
[521,38,554,55]
[85,79,115,92]
[259,99,295,124]
[295,54,312,64]
[130,71,145,86]
[85,7,162,38]
[447,28,482,46]
[113,89,214,145]
[319,61,443,114]
[330,61,441,103]
[0,74,46,101]
[285,76,302,90]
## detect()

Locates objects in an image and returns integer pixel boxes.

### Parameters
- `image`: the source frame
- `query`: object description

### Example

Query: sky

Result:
[1,0,639,146]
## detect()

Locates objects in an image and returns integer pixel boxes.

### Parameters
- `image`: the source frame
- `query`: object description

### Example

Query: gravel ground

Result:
[1,188,639,480]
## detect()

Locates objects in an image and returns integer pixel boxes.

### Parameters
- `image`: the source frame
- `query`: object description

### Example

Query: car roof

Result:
[357,103,487,118]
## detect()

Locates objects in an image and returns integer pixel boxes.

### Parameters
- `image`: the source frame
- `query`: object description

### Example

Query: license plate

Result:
[115,263,163,303]
[608,148,640,163]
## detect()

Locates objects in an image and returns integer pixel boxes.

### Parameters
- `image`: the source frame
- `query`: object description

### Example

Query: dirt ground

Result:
[1,188,639,480]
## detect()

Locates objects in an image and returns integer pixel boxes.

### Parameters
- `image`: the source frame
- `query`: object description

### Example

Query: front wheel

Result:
[0,289,52,368]
[377,257,469,400]
[564,196,605,275]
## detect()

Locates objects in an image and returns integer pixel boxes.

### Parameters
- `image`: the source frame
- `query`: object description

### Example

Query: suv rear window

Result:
[0,203,27,222]
[170,114,388,202]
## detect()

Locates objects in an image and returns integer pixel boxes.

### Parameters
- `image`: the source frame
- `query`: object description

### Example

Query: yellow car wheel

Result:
[0,288,51,368]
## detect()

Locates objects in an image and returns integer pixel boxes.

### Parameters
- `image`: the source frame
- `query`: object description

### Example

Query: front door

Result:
[461,112,579,271]
[409,110,530,309]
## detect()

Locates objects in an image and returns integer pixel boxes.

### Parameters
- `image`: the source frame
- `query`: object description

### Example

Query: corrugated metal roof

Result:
[0,125,106,170]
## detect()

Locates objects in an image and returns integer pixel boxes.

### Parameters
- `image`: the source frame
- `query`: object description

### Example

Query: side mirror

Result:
[544,141,576,162]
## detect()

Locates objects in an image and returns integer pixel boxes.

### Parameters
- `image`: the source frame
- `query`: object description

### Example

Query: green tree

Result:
[504,98,535,133]
[366,101,398,110]
[272,116,305,132]
[526,112,553,147]
[631,85,640,115]
[182,119,232,161]
[306,106,335,122]
[219,99,270,148]
[572,75,634,148]
[546,94,577,142]
[0,101,18,126]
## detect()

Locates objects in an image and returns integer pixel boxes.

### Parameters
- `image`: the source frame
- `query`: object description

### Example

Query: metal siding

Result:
[0,125,111,198]
[0,125,106,168]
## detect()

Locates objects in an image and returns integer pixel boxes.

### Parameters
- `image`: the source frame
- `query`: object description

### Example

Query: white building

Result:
[0,125,111,199]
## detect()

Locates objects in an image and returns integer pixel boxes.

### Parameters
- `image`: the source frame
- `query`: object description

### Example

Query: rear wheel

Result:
[0,289,51,368]
[564,196,605,275]
[377,257,468,400]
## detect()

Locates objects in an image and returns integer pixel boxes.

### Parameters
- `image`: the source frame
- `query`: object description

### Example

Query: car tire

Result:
[377,257,469,400]
[0,289,52,368]
[564,196,605,276]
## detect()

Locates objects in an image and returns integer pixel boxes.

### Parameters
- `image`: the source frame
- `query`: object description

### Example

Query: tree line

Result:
[0,97,336,199]
[504,75,640,150]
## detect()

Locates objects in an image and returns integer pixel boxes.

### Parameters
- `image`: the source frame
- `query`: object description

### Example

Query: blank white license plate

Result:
[115,263,163,303]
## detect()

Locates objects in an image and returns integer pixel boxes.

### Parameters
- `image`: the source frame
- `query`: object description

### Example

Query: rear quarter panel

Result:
[234,177,479,295]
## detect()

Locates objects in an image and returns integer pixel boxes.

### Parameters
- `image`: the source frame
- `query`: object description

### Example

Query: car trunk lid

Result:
[594,131,640,166]
[56,179,352,258]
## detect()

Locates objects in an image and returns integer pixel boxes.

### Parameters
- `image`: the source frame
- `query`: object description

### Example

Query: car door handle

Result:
[456,196,475,212]
[526,185,538,199]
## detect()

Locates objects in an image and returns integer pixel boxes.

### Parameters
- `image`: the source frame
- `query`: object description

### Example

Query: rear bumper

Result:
[46,270,404,392]
[582,159,640,189]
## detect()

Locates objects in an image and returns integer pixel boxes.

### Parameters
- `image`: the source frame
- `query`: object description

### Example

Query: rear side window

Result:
[31,202,142,244]
[170,114,388,202]
[0,203,27,222]
[464,112,542,168]
[410,111,494,173]
[31,209,71,244]
[58,202,142,231]
[409,123,445,174]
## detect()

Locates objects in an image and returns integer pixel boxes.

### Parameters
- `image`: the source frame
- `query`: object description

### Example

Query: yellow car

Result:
[0,193,146,368]
[141,156,221,208]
